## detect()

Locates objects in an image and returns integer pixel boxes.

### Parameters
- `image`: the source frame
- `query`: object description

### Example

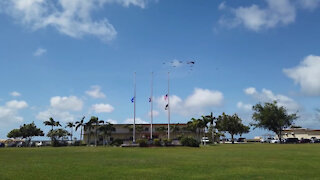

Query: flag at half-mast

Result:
[165,104,169,110]
[164,94,168,101]
[131,97,135,103]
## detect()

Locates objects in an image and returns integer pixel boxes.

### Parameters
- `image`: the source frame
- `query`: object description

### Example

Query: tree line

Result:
[6,101,298,145]
[7,116,115,147]
[185,101,297,144]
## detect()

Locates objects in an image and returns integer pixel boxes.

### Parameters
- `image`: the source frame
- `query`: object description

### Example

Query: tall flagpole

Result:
[167,72,170,140]
[133,72,136,143]
[150,72,153,140]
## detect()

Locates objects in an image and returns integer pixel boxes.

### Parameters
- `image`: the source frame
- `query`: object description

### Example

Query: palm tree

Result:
[203,112,216,143]
[43,117,62,142]
[84,121,93,145]
[75,116,85,143]
[99,122,115,146]
[88,116,101,146]
[200,114,213,139]
[55,121,62,128]
[187,118,206,141]
[66,122,75,141]
[43,117,56,132]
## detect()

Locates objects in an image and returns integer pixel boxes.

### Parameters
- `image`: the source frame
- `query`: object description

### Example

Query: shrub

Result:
[176,135,184,140]
[111,139,123,146]
[153,139,162,146]
[137,139,148,147]
[73,141,81,146]
[52,139,60,147]
[180,137,200,147]
[51,139,67,147]
[163,139,172,146]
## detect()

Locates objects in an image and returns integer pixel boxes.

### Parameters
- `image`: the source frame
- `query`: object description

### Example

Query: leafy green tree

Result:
[216,113,247,144]
[7,129,22,139]
[8,122,44,146]
[66,122,75,141]
[47,128,69,146]
[75,116,85,143]
[238,124,250,138]
[251,101,298,143]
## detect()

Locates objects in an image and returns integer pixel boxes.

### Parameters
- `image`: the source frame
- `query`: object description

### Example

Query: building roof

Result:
[113,123,187,126]
[283,128,320,132]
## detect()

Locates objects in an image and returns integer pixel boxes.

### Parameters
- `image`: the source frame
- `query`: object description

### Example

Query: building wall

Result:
[83,123,197,145]
[279,129,320,140]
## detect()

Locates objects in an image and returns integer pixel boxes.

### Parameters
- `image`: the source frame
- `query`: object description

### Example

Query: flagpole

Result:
[150,72,153,140]
[167,72,170,140]
[133,72,136,143]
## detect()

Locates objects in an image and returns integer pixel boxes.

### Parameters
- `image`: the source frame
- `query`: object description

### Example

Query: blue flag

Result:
[131,97,135,103]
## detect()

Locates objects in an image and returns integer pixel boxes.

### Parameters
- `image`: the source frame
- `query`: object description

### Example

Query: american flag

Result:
[164,94,168,100]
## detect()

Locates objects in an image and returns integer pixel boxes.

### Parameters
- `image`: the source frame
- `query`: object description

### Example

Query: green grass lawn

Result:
[1,143,320,180]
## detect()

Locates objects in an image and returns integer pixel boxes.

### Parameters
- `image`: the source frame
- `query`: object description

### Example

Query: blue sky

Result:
[0,0,320,139]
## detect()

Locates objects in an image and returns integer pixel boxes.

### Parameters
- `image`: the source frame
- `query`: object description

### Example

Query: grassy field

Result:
[1,143,320,180]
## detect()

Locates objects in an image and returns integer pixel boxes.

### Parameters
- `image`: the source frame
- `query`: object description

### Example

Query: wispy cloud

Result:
[0,0,151,42]
[33,48,47,56]
[10,91,21,97]
[218,0,319,31]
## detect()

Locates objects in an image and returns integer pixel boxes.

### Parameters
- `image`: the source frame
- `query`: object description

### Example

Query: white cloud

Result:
[6,100,28,109]
[36,109,75,122]
[283,55,320,96]
[218,2,226,10]
[219,0,296,31]
[185,88,223,108]
[37,95,83,122]
[156,88,224,116]
[10,91,21,97]
[0,100,28,126]
[148,110,159,117]
[237,102,252,111]
[50,96,83,111]
[124,117,148,124]
[299,0,320,10]
[86,85,106,99]
[243,87,300,113]
[33,47,47,56]
[0,0,150,42]
[244,87,257,95]
[92,103,114,113]
[106,119,117,124]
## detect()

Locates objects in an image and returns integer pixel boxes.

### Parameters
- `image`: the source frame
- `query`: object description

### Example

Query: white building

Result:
[280,128,320,140]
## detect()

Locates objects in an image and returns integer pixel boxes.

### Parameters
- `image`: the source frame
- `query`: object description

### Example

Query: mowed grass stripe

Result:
[1,144,320,179]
